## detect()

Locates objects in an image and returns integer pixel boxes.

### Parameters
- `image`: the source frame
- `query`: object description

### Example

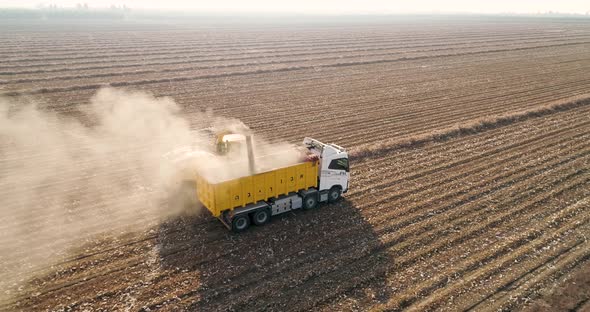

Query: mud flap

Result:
[218,212,232,230]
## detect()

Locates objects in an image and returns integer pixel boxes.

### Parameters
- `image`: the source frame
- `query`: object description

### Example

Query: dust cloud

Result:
[0,88,303,300]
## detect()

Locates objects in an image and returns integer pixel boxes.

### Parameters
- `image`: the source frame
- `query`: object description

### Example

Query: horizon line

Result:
[0,7,589,17]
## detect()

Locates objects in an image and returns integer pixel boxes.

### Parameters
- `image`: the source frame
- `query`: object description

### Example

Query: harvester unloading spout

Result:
[215,130,257,174]
[245,134,256,175]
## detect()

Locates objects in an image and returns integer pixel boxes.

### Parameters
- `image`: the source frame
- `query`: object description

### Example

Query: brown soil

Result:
[1,17,589,311]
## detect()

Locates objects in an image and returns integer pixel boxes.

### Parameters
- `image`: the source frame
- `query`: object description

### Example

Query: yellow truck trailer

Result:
[195,135,350,232]
[196,159,319,217]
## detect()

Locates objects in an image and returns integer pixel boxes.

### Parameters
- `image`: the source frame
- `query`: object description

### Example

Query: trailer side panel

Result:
[196,159,319,217]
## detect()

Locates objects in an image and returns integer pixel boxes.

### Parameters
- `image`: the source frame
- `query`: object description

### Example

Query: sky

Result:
[0,0,588,15]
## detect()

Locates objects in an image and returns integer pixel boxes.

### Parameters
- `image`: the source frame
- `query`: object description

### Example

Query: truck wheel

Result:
[232,214,250,232]
[252,209,270,226]
[328,187,342,203]
[303,193,318,210]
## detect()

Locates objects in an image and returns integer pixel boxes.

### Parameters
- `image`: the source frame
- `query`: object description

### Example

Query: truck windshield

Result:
[328,158,349,172]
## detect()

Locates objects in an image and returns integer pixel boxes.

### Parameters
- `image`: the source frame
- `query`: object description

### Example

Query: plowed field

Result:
[1,17,589,311]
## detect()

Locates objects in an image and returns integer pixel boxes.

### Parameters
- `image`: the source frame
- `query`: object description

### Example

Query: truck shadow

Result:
[156,197,393,310]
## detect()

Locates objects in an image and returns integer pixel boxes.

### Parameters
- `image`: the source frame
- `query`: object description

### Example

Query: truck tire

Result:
[232,214,250,232]
[303,193,318,210]
[328,187,342,203]
[252,209,270,226]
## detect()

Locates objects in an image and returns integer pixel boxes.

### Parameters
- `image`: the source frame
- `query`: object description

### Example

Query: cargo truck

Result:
[196,134,349,232]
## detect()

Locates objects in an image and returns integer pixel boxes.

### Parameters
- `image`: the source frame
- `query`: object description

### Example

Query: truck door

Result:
[320,157,349,191]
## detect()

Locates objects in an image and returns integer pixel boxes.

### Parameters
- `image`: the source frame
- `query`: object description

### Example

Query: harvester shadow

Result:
[157,198,393,310]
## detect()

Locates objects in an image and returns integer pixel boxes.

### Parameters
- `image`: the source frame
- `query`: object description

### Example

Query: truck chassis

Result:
[219,186,342,232]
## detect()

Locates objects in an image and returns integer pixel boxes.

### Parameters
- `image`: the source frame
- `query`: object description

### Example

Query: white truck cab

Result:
[303,137,350,199]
